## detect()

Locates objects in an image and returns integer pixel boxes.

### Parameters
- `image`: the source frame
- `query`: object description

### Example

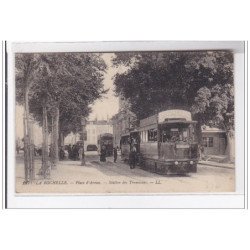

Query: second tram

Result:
[97,133,114,157]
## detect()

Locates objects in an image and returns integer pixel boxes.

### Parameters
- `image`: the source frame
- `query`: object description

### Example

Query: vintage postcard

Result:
[6,41,246,208]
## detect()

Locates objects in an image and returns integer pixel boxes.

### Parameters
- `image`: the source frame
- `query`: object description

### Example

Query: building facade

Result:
[201,126,228,156]
[64,120,113,149]
[85,120,113,147]
[111,96,137,147]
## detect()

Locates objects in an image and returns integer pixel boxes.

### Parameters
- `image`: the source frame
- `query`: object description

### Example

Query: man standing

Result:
[113,146,118,163]
[129,145,137,169]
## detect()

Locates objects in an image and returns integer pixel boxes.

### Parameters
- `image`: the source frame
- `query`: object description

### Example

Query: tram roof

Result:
[140,109,194,128]
[159,120,197,125]
[98,133,113,138]
[158,109,192,123]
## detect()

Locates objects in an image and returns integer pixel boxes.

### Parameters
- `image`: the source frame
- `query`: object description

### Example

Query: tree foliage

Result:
[112,51,234,132]
[16,52,107,137]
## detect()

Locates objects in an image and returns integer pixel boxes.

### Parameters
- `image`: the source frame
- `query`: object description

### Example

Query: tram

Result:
[97,133,114,157]
[120,109,199,174]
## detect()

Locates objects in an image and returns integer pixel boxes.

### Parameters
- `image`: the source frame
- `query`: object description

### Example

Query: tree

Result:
[16,52,107,175]
[113,51,234,160]
[16,53,41,181]
[30,53,107,167]
[191,84,234,161]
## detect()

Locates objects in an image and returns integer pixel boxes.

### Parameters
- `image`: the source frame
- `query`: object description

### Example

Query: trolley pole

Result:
[81,117,86,166]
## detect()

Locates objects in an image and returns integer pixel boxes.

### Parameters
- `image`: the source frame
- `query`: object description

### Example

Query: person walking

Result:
[68,144,72,159]
[100,145,106,162]
[59,146,65,160]
[199,144,205,160]
[113,146,118,163]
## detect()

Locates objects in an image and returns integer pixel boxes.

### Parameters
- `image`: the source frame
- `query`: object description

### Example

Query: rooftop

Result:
[201,125,226,133]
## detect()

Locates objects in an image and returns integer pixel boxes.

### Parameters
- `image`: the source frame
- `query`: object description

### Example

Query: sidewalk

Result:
[199,160,234,169]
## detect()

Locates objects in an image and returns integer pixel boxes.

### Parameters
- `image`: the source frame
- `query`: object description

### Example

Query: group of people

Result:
[57,144,81,161]
[36,142,139,169]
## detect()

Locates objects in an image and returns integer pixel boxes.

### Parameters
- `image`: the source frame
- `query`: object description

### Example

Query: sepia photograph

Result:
[13,42,240,195]
[1,1,249,250]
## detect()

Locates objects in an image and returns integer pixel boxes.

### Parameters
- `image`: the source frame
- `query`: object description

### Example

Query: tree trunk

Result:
[59,132,65,147]
[226,130,235,163]
[50,106,59,168]
[23,115,29,182]
[196,119,203,145]
[55,107,59,161]
[28,121,35,181]
[23,86,33,182]
[41,105,49,177]
[51,114,55,167]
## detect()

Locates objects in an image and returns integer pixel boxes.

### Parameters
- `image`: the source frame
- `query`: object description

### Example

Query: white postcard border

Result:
[7,41,245,208]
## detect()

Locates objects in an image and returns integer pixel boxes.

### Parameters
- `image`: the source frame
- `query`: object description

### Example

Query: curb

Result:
[199,161,234,169]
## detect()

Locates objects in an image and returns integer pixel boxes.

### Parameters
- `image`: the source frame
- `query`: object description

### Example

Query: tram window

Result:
[183,130,188,137]
[161,126,190,142]
[148,129,157,142]
[189,125,195,141]
[140,131,144,142]
[179,129,188,141]
[140,130,148,142]
[143,130,148,142]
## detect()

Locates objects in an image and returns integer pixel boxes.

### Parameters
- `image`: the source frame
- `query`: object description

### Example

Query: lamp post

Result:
[81,117,86,166]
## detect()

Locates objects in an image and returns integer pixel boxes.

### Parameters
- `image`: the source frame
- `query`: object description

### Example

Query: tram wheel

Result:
[163,166,169,175]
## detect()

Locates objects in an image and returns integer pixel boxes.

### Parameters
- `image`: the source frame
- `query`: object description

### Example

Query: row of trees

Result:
[112,51,234,161]
[16,53,107,180]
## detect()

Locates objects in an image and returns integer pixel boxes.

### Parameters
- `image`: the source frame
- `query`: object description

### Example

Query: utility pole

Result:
[80,117,86,166]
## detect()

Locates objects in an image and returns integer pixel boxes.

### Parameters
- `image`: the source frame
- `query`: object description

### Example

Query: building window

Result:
[203,137,213,147]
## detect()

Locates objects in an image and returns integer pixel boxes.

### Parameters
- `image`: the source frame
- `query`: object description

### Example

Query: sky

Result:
[16,52,125,140]
[88,53,120,120]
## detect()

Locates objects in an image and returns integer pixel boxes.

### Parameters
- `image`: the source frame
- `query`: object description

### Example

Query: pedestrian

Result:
[64,148,69,160]
[59,147,65,160]
[100,145,106,162]
[129,145,137,169]
[68,144,72,159]
[79,146,83,161]
[72,145,79,160]
[113,146,118,163]
[49,145,52,158]
[16,144,20,154]
[71,145,76,160]
[199,144,205,160]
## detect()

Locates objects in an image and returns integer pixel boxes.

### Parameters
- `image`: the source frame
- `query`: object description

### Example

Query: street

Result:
[15,152,235,193]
